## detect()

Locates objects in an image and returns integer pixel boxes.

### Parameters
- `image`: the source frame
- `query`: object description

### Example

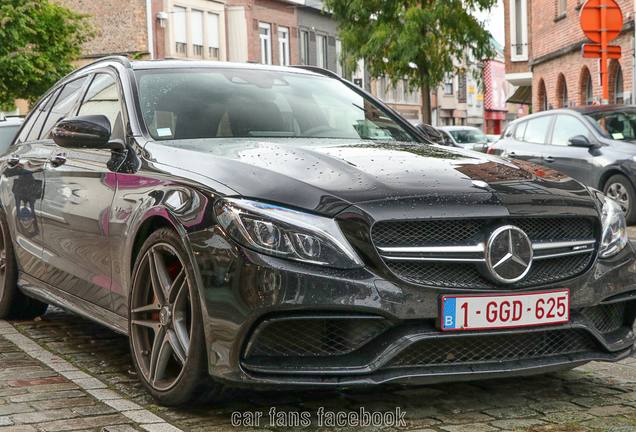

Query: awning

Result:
[507,86,532,105]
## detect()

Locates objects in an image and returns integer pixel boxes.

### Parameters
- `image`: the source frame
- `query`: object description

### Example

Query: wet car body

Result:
[1,57,635,403]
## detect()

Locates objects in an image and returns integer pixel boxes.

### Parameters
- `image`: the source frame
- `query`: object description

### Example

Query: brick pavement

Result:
[0,228,635,430]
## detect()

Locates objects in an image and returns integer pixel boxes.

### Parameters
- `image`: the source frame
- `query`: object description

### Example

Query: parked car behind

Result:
[493,105,636,223]
[0,58,634,406]
[438,125,489,153]
[0,117,23,154]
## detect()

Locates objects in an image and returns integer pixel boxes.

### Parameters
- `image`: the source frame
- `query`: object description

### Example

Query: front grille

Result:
[245,317,388,358]
[387,252,592,289]
[372,218,593,247]
[373,220,483,246]
[583,302,628,333]
[372,217,596,288]
[387,329,597,367]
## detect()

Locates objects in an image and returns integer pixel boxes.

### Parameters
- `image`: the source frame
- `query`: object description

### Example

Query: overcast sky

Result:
[474,0,505,46]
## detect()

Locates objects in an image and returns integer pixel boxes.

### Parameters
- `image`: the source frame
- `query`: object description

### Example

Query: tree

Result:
[0,0,94,109]
[323,0,497,124]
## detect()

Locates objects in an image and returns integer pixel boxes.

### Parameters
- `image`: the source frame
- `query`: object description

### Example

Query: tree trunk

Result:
[420,68,432,125]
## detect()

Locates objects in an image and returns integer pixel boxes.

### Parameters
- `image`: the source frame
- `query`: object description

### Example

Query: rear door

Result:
[498,115,553,165]
[543,114,597,185]
[0,91,62,280]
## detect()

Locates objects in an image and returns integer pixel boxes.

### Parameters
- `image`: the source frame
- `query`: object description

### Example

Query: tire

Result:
[0,209,48,320]
[128,228,227,406]
[603,175,636,224]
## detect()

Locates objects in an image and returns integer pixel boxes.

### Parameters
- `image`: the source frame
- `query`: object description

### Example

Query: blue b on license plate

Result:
[441,290,569,331]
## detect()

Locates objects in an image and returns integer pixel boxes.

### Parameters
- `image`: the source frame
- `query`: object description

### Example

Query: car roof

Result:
[77,56,326,78]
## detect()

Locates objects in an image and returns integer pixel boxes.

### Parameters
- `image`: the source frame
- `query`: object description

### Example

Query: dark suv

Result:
[493,105,636,223]
[0,57,634,406]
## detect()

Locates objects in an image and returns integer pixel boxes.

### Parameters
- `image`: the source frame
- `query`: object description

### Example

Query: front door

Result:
[41,72,126,311]
[543,114,597,186]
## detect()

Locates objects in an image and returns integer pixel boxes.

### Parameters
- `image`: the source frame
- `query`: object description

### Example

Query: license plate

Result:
[440,290,569,331]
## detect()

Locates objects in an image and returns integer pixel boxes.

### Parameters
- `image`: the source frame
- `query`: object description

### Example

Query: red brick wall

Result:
[227,0,298,65]
[504,0,533,74]
[53,0,149,57]
[152,0,165,59]
[533,0,633,59]
[532,32,633,109]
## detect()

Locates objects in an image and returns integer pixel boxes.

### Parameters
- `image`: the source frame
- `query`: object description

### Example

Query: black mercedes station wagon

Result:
[0,57,635,406]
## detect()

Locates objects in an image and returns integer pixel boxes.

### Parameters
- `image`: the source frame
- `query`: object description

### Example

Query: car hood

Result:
[144,138,598,219]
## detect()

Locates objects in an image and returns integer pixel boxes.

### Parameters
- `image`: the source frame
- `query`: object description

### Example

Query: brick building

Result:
[55,0,152,61]
[504,0,635,112]
[226,0,300,65]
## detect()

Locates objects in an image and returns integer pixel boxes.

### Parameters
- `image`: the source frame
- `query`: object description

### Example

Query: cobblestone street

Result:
[1,307,636,432]
[0,228,635,431]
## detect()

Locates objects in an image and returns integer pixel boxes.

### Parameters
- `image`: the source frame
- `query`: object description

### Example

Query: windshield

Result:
[583,109,636,141]
[134,69,416,142]
[449,129,488,144]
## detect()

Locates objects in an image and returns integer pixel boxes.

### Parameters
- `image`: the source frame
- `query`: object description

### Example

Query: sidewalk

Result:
[0,321,182,432]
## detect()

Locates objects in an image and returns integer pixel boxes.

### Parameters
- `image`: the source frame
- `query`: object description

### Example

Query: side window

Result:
[78,73,125,141]
[40,76,89,140]
[551,115,593,146]
[17,92,56,144]
[503,125,514,138]
[514,121,527,140]
[522,116,552,144]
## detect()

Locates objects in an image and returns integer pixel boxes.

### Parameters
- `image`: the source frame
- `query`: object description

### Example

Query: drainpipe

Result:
[146,0,155,59]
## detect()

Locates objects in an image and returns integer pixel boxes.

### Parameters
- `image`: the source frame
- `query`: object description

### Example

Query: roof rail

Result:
[291,65,340,79]
[72,55,133,75]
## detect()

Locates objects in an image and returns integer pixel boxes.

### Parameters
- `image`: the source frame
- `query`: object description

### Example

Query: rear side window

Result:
[503,125,514,138]
[514,121,527,140]
[39,76,89,140]
[514,116,552,144]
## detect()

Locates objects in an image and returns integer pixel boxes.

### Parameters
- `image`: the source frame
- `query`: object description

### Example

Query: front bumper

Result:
[188,226,636,388]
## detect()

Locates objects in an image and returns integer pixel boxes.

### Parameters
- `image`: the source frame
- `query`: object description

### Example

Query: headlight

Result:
[599,196,628,258]
[214,198,363,269]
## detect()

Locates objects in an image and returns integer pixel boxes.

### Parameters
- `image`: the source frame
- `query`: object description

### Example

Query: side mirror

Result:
[568,135,594,147]
[52,115,112,149]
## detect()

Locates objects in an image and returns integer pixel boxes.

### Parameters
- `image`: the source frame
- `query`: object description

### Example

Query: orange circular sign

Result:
[580,0,623,43]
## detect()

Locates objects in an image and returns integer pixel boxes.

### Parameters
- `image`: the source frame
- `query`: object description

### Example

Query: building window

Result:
[444,73,453,95]
[208,13,219,59]
[562,82,568,107]
[191,10,203,57]
[586,74,593,105]
[557,0,566,16]
[615,66,624,104]
[510,0,528,61]
[317,35,327,68]
[259,23,271,65]
[174,6,187,55]
[458,74,467,103]
[335,39,342,76]
[538,79,547,111]
[300,31,309,65]
[279,27,289,66]
[380,76,387,100]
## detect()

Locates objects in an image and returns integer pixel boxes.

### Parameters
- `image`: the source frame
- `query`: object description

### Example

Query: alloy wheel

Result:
[130,243,193,391]
[606,182,630,214]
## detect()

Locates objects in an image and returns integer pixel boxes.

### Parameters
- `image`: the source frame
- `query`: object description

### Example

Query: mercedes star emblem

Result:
[485,225,533,284]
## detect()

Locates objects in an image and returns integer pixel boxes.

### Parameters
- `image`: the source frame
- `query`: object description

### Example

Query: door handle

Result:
[50,155,67,167]
[544,156,555,163]
[6,156,19,167]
